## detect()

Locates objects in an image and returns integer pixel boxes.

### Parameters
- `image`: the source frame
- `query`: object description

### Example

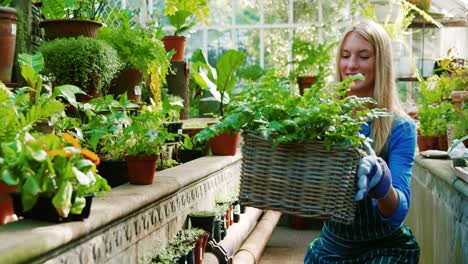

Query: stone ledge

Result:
[0,153,242,264]
[414,155,468,196]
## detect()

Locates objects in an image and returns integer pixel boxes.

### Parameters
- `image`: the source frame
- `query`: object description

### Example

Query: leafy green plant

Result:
[0,0,12,6]
[290,36,336,82]
[417,75,459,136]
[121,108,169,157]
[72,94,138,161]
[237,63,267,82]
[164,0,210,36]
[97,11,171,84]
[40,36,121,97]
[195,72,389,148]
[40,0,108,20]
[0,132,110,218]
[191,49,246,117]
[189,210,216,217]
[0,52,83,150]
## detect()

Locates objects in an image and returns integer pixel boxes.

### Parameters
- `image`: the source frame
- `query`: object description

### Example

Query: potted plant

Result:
[290,31,336,95]
[189,210,216,241]
[74,95,137,187]
[122,107,169,185]
[39,36,121,102]
[38,0,108,40]
[0,132,110,222]
[177,134,207,163]
[0,1,17,84]
[97,11,171,103]
[191,49,246,155]
[416,75,459,151]
[162,0,210,61]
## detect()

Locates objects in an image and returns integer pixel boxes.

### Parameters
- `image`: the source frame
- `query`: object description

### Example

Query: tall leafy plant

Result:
[191,49,246,117]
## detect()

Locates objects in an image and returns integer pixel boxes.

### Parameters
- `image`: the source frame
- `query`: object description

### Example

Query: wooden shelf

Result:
[409,16,468,28]
[397,77,425,82]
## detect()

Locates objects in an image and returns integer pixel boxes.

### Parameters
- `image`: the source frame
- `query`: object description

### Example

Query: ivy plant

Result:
[195,72,389,149]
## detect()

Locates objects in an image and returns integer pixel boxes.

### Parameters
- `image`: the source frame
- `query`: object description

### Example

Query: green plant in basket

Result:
[0,132,110,218]
[195,71,389,148]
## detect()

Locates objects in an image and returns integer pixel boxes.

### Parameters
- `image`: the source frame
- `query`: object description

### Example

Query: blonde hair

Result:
[336,20,407,155]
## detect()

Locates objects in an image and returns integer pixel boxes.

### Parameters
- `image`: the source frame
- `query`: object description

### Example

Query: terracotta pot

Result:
[210,132,240,156]
[296,76,317,95]
[162,35,187,61]
[438,134,448,151]
[0,182,16,225]
[407,0,432,11]
[39,19,103,40]
[417,135,439,151]
[125,155,158,185]
[194,231,209,264]
[0,7,17,83]
[450,91,468,110]
[109,68,143,103]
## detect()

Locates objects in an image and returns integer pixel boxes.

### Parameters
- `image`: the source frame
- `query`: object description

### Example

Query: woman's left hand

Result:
[355,140,392,201]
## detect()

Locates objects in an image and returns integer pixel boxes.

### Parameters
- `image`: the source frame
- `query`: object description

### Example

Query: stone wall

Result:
[405,156,467,264]
[0,154,241,264]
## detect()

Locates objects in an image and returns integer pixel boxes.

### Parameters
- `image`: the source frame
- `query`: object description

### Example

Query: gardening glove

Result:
[354,140,392,201]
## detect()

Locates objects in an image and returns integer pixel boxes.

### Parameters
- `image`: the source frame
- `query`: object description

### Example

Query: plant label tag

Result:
[11,24,16,36]
[134,86,142,95]
[177,129,182,134]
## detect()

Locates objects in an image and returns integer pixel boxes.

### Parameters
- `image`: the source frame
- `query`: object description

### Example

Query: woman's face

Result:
[339,32,376,98]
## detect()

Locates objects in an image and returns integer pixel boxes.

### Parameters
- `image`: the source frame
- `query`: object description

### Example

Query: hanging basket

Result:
[240,131,361,225]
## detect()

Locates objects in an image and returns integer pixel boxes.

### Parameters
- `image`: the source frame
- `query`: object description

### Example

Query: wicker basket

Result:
[240,131,361,225]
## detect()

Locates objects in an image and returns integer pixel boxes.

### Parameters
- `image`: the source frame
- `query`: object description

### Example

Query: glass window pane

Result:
[264,28,289,74]
[236,28,260,65]
[264,0,288,24]
[185,30,204,62]
[207,29,233,65]
[209,0,232,28]
[236,0,260,25]
[294,0,318,24]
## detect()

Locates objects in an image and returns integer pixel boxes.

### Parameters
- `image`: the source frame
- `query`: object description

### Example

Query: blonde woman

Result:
[304,20,419,263]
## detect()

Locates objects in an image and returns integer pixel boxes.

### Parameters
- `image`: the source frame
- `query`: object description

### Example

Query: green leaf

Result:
[18,52,44,74]
[52,84,85,108]
[216,50,246,95]
[52,181,73,218]
[1,170,18,186]
[70,196,86,214]
[23,176,41,196]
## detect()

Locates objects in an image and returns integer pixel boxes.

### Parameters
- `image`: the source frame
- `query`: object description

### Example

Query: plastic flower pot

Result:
[125,155,158,185]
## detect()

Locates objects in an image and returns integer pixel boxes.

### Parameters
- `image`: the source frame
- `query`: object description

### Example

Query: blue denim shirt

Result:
[360,116,417,227]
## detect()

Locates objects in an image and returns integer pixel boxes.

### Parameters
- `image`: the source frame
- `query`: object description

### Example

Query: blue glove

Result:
[354,140,392,201]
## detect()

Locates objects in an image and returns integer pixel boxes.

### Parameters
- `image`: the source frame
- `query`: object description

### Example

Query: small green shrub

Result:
[40,37,121,96]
